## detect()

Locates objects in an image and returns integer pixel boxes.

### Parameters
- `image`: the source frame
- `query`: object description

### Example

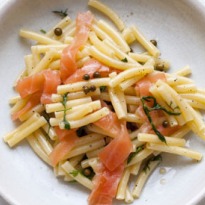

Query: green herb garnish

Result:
[53,9,68,18]
[121,57,128,62]
[141,96,181,143]
[61,93,71,130]
[127,145,144,164]
[100,86,107,92]
[40,29,46,34]
[143,155,162,173]
[69,170,80,177]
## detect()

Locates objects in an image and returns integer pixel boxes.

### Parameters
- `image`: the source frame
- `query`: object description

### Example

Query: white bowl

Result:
[1,0,205,204]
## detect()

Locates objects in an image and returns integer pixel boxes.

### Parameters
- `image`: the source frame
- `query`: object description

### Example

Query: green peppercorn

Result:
[162,120,169,128]
[83,74,90,81]
[90,85,96,92]
[54,27,63,36]
[93,71,101,78]
[82,86,90,94]
[155,62,165,71]
[150,39,157,47]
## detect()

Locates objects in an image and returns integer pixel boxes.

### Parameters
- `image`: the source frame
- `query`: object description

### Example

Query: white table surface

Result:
[1,0,205,205]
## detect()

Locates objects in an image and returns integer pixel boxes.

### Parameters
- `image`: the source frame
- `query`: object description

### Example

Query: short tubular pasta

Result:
[4,1,205,205]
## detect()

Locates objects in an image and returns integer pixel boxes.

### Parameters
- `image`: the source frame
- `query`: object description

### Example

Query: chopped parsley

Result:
[53,9,68,18]
[143,155,162,173]
[40,29,46,34]
[69,170,80,177]
[121,57,128,62]
[100,86,107,92]
[127,145,144,163]
[61,93,71,130]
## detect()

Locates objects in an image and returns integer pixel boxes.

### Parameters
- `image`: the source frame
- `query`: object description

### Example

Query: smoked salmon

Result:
[60,11,94,82]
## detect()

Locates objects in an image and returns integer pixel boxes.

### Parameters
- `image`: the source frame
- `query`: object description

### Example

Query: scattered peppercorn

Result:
[54,27,63,36]
[162,120,169,128]
[150,39,157,47]
[82,86,90,94]
[93,71,101,78]
[90,85,96,92]
[155,62,165,71]
[83,74,90,81]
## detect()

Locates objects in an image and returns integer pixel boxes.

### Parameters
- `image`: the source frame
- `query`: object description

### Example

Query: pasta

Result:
[3,1,205,205]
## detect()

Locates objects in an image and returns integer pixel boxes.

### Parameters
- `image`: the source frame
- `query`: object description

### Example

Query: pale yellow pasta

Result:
[74,133,105,147]
[89,46,138,70]
[42,124,57,141]
[132,160,160,198]
[131,26,160,57]
[181,93,205,104]
[166,74,193,86]
[127,149,153,167]
[46,16,71,38]
[55,100,101,119]
[57,77,110,94]
[109,66,153,88]
[149,84,178,127]
[89,31,114,57]
[19,104,45,121]
[45,97,92,113]
[19,29,62,45]
[69,154,85,167]
[103,39,139,64]
[32,44,67,54]
[173,84,197,93]
[125,187,134,204]
[50,106,94,126]
[64,139,105,159]
[88,0,125,31]
[34,129,53,155]
[86,147,104,158]
[59,107,110,129]
[86,124,116,138]
[9,95,21,105]
[97,20,130,52]
[62,161,93,190]
[108,87,127,119]
[122,27,136,45]
[130,162,142,175]
[6,116,47,147]
[24,54,34,75]
[128,52,152,63]
[27,134,51,166]
[81,157,98,169]
[138,133,186,146]
[30,49,58,75]
[147,143,202,161]
[174,65,191,76]
[10,98,28,114]
[185,99,205,110]
[126,113,143,124]
[119,76,141,91]
[4,113,40,142]
[116,167,131,200]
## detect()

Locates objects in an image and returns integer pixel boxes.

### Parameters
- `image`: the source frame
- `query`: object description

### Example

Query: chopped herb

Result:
[40,29,46,34]
[121,57,128,62]
[141,96,181,143]
[61,93,70,130]
[62,93,68,107]
[64,120,70,130]
[143,155,162,173]
[69,170,80,177]
[127,145,144,163]
[52,9,68,18]
[100,86,107,92]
